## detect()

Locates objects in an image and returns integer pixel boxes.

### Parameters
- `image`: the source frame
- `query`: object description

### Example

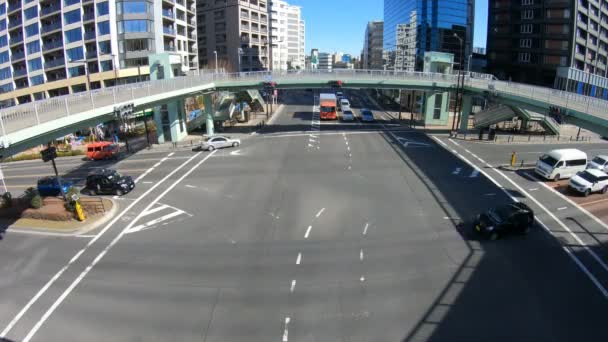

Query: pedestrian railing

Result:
[1,69,607,145]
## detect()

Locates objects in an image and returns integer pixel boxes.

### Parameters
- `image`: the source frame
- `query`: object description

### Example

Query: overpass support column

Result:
[167,99,188,142]
[459,94,472,133]
[203,93,214,136]
[153,106,165,144]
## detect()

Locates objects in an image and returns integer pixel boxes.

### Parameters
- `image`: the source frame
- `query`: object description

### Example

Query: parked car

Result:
[86,142,121,160]
[342,108,355,121]
[473,202,535,240]
[85,169,135,196]
[340,98,351,108]
[568,169,608,196]
[588,155,608,172]
[37,177,73,197]
[534,148,587,181]
[360,108,374,122]
[195,136,241,151]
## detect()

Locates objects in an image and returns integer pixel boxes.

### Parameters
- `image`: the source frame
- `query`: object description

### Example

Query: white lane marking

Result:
[451,149,458,153]
[536,217,608,298]
[526,171,608,233]
[347,165,352,170]
[290,280,296,293]
[363,223,369,235]
[449,139,461,146]
[441,138,608,298]
[134,167,154,183]
[296,252,302,265]
[484,193,496,196]
[433,137,448,147]
[153,162,161,168]
[304,225,312,239]
[125,210,185,234]
[477,157,487,163]
[360,276,365,282]
[348,153,352,158]
[283,317,291,342]
[469,170,480,178]
[464,149,471,153]
[263,129,414,139]
[142,181,153,184]
[528,188,539,191]
[557,207,568,211]
[345,141,349,145]
[315,208,325,218]
[452,167,461,175]
[360,249,364,261]
[347,146,350,151]
[0,151,205,339]
[168,152,175,157]
[141,204,169,217]
[185,184,197,188]
[19,152,218,342]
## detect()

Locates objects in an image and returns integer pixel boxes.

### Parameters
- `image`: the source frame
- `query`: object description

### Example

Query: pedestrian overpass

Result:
[1,69,607,156]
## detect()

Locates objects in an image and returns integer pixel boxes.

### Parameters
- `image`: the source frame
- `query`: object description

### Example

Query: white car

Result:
[568,169,608,196]
[196,135,241,151]
[340,98,350,108]
[342,108,355,121]
[588,155,608,172]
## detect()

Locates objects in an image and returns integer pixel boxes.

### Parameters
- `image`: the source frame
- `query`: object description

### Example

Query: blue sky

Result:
[289,0,488,57]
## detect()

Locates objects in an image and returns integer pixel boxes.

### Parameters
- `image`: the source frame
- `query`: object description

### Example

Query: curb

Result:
[6,198,119,237]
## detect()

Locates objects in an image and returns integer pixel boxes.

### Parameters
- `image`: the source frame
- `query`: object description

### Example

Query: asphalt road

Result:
[1,90,608,341]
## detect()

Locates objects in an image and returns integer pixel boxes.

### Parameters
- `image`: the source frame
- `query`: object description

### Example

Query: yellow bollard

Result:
[510,152,517,167]
[75,201,86,222]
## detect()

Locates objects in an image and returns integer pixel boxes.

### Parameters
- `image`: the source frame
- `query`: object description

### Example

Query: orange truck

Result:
[319,93,337,120]
[86,141,120,160]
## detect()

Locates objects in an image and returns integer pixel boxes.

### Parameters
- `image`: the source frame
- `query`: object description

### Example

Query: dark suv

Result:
[86,169,135,196]
[473,202,534,240]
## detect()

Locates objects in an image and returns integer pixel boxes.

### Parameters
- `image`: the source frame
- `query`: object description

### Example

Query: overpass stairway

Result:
[473,104,561,135]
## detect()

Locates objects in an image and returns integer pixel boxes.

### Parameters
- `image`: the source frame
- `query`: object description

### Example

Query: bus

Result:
[319,93,337,120]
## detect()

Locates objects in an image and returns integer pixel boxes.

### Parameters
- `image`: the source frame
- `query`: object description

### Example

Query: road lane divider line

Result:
[315,208,325,218]
[360,249,364,261]
[438,137,608,298]
[0,151,201,339]
[363,223,369,235]
[18,151,217,342]
[304,226,312,239]
[296,253,302,265]
[580,197,608,206]
[557,207,567,211]
[283,317,290,342]
[290,280,296,293]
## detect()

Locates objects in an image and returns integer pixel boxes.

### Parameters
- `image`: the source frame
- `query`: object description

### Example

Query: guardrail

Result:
[0,69,607,146]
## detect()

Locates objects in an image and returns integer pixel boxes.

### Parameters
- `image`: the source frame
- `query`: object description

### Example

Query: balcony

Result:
[41,22,62,33]
[11,51,24,60]
[40,4,61,16]
[163,0,175,3]
[9,35,23,46]
[44,58,65,69]
[7,3,20,13]
[13,68,26,77]
[83,12,95,21]
[188,19,196,27]
[42,40,63,51]
[162,9,174,19]
[251,26,259,33]
[84,31,96,40]
[86,50,98,59]
[241,25,249,31]
[164,45,175,51]
[163,27,175,35]
[8,19,22,29]
[241,12,249,19]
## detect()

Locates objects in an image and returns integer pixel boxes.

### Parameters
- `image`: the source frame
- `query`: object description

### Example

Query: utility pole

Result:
[41,145,65,200]
[114,103,135,153]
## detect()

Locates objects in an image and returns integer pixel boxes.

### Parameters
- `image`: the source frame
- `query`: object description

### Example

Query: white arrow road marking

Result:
[125,210,185,234]
[396,136,431,147]
[229,149,241,156]
[141,204,169,217]
[452,168,462,175]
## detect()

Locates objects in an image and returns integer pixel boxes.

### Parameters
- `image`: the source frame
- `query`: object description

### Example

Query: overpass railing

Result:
[0,69,607,142]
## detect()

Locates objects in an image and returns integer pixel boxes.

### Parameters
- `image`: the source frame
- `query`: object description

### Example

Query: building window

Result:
[66,46,84,62]
[64,10,82,24]
[25,23,39,37]
[0,3,5,15]
[30,74,44,85]
[0,35,7,48]
[64,0,80,6]
[98,21,111,35]
[97,2,109,16]
[24,7,38,20]
[26,40,40,54]
[522,10,533,20]
[119,20,150,33]
[120,1,147,14]
[100,60,113,71]
[0,51,8,64]
[65,28,82,43]
[0,83,13,93]
[433,94,443,120]
[0,19,6,31]
[98,40,111,54]
[520,39,532,48]
[122,38,149,52]
[28,57,42,71]
[68,66,84,77]
[520,24,533,34]
[518,52,531,63]
[0,67,11,80]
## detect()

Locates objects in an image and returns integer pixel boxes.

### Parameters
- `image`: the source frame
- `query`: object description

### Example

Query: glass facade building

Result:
[383,0,474,71]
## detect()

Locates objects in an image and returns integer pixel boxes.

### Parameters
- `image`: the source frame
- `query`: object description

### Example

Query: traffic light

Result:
[114,103,135,120]
[263,81,277,89]
[329,80,343,88]
[41,146,57,162]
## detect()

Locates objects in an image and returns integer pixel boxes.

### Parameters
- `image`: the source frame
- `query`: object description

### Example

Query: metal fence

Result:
[1,69,608,141]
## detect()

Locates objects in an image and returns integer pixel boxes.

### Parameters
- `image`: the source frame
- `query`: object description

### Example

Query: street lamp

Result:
[111,54,118,86]
[237,47,243,73]
[451,33,464,135]
[213,50,218,74]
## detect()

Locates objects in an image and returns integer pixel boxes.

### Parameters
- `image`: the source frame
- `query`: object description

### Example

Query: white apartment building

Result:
[269,0,304,70]
[0,0,198,107]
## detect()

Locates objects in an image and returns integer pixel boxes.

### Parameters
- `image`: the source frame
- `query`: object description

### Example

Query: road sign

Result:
[40,147,57,162]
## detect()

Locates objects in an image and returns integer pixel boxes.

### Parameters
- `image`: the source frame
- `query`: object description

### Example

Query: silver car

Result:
[197,136,241,151]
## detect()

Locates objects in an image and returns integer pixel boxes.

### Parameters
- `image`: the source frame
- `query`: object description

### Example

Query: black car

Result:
[473,202,534,240]
[86,169,135,196]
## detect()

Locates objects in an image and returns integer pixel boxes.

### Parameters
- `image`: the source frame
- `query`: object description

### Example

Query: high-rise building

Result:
[197,0,269,72]
[488,0,608,96]
[362,20,384,69]
[269,0,305,70]
[318,52,331,70]
[383,0,474,71]
[0,0,198,107]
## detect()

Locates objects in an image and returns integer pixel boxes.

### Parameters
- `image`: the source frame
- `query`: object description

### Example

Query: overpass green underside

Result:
[4,78,608,157]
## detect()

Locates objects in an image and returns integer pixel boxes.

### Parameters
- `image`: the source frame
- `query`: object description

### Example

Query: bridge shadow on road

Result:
[373,132,608,342]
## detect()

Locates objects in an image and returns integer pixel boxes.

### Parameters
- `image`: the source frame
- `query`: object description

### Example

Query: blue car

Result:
[360,108,374,122]
[37,177,72,197]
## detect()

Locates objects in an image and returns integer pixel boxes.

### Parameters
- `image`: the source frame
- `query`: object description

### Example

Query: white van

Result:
[535,149,588,181]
